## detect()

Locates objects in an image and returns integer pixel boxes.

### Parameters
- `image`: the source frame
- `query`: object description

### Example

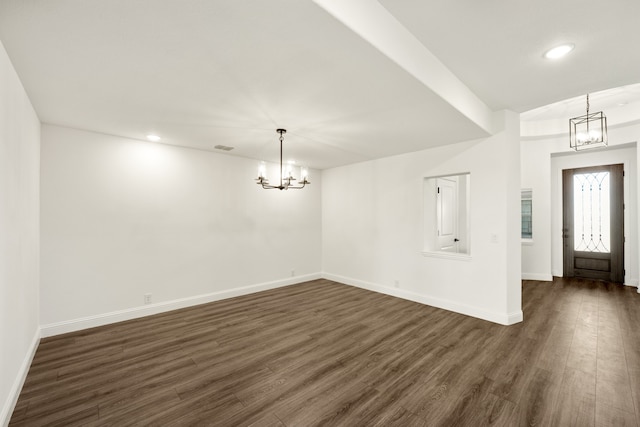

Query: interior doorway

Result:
[562,164,624,283]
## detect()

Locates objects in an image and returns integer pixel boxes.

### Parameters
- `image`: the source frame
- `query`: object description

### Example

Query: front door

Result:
[562,164,624,283]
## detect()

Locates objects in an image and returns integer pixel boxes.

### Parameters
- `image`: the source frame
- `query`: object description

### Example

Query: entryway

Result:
[562,164,624,283]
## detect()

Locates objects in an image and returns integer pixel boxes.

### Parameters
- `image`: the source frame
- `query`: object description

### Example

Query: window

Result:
[521,189,532,239]
[573,171,610,252]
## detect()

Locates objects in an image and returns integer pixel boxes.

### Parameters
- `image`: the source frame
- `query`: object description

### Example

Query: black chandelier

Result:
[256,129,310,190]
[569,94,608,151]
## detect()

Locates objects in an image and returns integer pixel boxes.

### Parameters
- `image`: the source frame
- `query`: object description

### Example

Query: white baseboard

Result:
[522,273,553,281]
[624,278,639,287]
[322,273,522,326]
[1,328,40,427]
[40,273,322,337]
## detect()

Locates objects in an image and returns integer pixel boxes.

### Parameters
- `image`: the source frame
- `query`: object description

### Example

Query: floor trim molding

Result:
[522,273,553,281]
[624,277,639,287]
[2,328,40,427]
[40,273,322,337]
[322,273,523,325]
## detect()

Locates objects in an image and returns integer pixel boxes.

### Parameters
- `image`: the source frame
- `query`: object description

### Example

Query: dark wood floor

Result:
[10,277,640,426]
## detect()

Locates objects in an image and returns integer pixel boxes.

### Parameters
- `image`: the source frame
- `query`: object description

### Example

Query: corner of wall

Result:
[323,272,520,326]
[1,329,40,427]
[0,37,41,427]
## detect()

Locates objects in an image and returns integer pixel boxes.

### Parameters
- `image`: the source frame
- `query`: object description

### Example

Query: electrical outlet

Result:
[291,269,295,277]
[144,293,152,305]
[394,280,400,288]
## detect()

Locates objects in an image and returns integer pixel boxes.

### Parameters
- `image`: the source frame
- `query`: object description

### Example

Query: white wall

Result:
[322,111,522,325]
[520,138,553,280]
[521,124,639,286]
[0,41,40,425]
[40,125,322,334]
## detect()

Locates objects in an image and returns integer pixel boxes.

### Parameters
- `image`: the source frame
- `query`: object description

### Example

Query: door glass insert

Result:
[573,171,610,252]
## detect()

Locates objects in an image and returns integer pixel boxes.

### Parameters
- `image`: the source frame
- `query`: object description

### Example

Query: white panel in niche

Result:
[423,173,471,258]
[437,177,458,252]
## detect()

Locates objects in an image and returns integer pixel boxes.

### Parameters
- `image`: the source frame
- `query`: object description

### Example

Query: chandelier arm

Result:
[287,182,307,189]
[257,178,282,190]
[258,181,309,190]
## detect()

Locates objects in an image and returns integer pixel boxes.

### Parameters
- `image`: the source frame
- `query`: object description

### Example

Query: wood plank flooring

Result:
[10,277,640,426]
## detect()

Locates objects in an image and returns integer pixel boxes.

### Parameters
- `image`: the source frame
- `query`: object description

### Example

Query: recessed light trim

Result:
[146,134,161,142]
[544,44,575,60]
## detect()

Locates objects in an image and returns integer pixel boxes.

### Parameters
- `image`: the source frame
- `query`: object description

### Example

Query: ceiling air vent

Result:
[214,145,234,151]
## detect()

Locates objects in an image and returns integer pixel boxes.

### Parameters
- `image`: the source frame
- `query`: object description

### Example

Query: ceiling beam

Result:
[313,0,495,135]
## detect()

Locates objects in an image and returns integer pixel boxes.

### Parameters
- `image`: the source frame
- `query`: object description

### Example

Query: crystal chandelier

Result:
[569,94,608,151]
[256,129,310,190]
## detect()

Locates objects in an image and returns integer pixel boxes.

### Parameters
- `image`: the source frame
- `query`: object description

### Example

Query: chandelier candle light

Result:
[569,94,608,151]
[256,129,310,190]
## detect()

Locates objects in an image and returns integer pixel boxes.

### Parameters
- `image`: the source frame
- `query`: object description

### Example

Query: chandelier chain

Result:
[569,92,607,151]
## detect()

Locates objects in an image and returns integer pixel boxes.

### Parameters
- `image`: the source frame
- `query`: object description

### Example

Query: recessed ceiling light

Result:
[146,134,161,142]
[544,44,575,60]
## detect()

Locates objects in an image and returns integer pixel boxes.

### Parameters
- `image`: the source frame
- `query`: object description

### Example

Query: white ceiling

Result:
[521,82,640,121]
[1,0,639,169]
